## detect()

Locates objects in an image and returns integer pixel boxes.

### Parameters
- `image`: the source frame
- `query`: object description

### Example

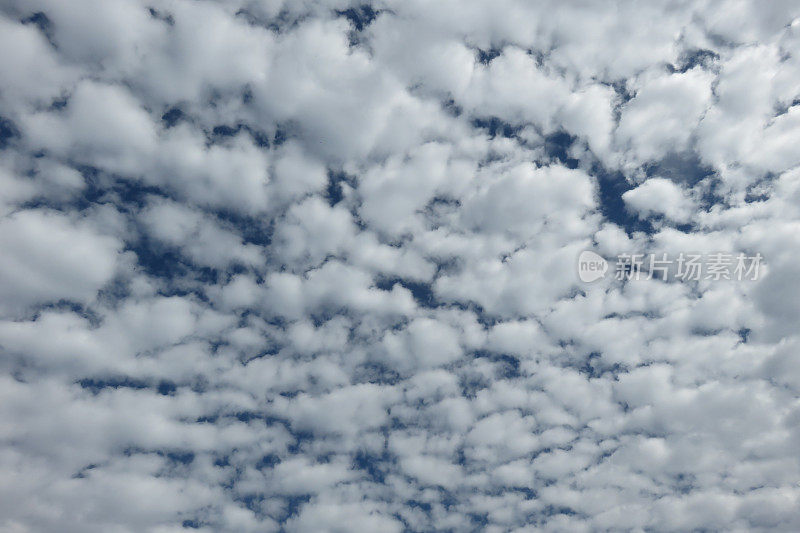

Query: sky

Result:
[1,0,800,531]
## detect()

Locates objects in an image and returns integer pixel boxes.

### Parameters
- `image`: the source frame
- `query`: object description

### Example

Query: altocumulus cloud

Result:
[1,1,800,531]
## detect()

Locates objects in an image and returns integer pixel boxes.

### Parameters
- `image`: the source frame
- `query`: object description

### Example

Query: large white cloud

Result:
[0,210,122,313]
[1,1,800,531]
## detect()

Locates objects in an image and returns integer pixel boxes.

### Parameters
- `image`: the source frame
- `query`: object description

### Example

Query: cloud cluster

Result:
[1,1,800,531]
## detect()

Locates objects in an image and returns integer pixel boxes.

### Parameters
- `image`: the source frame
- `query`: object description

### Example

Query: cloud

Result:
[2,1,800,531]
[0,210,122,314]
[622,178,695,223]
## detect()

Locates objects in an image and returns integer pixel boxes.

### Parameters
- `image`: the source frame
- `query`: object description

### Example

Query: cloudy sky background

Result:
[1,0,800,531]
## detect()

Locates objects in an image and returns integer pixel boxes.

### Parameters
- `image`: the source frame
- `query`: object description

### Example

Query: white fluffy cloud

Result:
[622,178,695,223]
[1,1,800,532]
[0,210,122,313]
